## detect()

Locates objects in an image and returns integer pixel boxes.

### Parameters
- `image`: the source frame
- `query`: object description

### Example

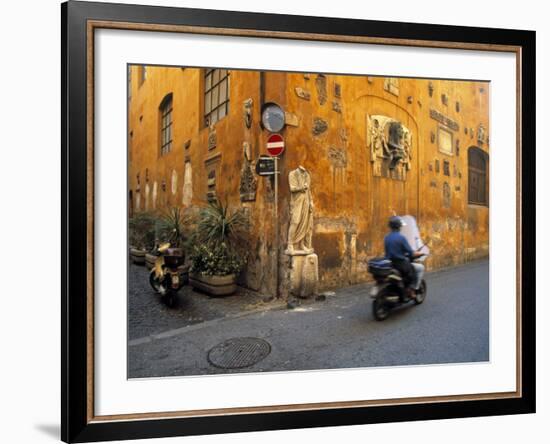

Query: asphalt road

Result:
[128,260,489,378]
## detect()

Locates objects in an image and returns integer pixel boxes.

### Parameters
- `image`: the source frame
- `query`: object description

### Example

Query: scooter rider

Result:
[384,216,424,300]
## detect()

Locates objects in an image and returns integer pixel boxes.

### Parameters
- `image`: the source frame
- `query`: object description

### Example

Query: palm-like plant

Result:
[157,207,187,249]
[188,199,249,275]
[190,199,249,252]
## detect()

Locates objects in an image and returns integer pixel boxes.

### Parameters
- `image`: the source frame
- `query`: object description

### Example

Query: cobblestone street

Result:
[128,259,489,378]
[128,263,284,341]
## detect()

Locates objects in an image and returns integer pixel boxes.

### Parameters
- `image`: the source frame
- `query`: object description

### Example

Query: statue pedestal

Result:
[287,251,319,298]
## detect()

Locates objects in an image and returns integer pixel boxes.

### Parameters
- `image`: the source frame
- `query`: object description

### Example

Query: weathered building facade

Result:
[128,65,489,298]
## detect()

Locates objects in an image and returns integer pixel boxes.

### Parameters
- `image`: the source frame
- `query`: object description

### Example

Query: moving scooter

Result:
[367,255,427,321]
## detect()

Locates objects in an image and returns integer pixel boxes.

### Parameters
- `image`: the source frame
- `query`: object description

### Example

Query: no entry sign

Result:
[266,133,285,157]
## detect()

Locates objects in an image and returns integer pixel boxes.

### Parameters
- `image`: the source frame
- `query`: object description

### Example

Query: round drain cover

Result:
[207,337,271,369]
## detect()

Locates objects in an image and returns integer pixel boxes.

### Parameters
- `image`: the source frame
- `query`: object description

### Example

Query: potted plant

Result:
[128,212,156,265]
[188,200,249,296]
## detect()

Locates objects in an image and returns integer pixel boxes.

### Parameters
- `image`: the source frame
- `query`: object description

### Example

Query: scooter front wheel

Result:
[149,269,166,294]
[414,280,427,305]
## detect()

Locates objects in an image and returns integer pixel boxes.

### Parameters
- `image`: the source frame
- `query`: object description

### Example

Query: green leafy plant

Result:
[128,212,157,251]
[189,243,244,276]
[188,199,249,275]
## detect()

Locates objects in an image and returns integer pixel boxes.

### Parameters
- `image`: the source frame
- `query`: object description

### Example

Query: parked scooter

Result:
[367,255,427,321]
[149,242,185,308]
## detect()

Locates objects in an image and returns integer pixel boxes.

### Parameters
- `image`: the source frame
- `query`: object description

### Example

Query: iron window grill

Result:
[160,93,173,156]
[204,68,230,126]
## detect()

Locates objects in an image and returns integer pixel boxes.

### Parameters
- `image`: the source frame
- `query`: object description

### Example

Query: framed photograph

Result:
[62,1,535,442]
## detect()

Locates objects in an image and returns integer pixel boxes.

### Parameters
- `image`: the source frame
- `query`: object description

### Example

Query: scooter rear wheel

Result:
[372,299,390,321]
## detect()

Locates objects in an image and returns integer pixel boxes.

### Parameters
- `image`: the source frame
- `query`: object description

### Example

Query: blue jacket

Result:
[384,231,414,261]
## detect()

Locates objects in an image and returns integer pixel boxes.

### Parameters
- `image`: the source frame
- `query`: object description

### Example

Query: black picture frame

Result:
[61,1,536,442]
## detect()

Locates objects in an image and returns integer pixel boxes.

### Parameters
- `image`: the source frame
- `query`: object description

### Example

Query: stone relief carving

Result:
[428,81,434,97]
[443,160,450,176]
[285,166,314,254]
[171,170,178,195]
[403,130,412,171]
[181,163,192,207]
[334,82,341,98]
[295,87,311,101]
[207,125,216,150]
[339,128,348,142]
[206,170,216,202]
[332,101,342,113]
[239,142,257,202]
[367,115,412,180]
[312,117,328,136]
[152,181,158,209]
[243,98,253,129]
[477,124,486,144]
[328,147,347,168]
[443,182,451,208]
[315,74,327,105]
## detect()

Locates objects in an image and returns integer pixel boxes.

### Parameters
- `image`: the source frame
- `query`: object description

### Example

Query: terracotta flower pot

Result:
[130,248,146,265]
[145,253,158,270]
[189,272,237,296]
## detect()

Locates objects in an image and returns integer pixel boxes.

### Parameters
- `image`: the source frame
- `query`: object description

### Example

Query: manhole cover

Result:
[207,337,271,369]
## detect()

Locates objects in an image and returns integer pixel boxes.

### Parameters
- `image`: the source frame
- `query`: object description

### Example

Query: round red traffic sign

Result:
[266,133,285,157]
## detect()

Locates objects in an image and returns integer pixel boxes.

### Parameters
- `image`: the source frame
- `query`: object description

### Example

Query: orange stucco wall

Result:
[128,66,489,298]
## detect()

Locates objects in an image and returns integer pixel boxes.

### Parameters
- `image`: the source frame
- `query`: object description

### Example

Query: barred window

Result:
[159,93,173,156]
[468,147,489,206]
[204,69,229,126]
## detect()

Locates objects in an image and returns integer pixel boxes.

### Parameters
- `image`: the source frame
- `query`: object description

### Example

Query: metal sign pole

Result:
[274,156,279,298]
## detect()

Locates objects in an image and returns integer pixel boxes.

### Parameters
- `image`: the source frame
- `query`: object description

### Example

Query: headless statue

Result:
[286,166,314,254]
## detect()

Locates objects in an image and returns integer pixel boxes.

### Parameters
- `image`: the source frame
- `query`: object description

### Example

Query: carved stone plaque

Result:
[383,78,399,96]
[295,87,311,101]
[430,108,459,131]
